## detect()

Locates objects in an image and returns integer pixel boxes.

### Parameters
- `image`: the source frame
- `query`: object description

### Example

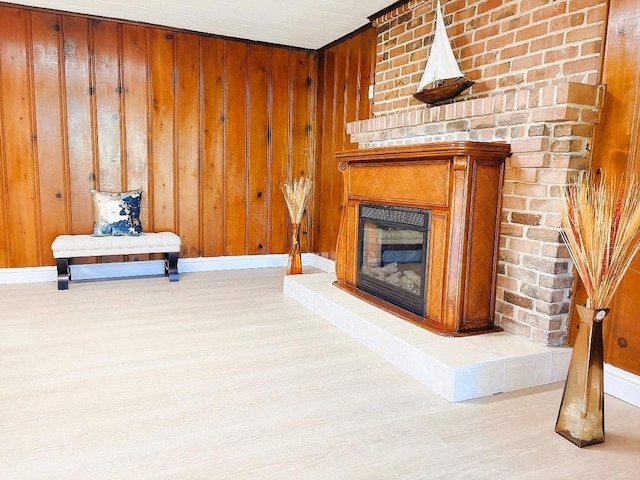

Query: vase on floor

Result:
[287,222,302,275]
[555,303,609,447]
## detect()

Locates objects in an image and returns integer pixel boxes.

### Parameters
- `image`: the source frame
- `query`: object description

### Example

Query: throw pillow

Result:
[91,189,143,236]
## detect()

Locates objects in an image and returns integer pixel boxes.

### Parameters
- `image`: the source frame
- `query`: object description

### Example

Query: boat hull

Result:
[413,76,474,105]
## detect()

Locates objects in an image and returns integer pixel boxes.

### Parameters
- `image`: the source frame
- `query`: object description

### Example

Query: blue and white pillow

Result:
[91,189,143,236]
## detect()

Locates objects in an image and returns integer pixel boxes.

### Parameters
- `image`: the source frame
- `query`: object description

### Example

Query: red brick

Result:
[474,24,500,41]
[529,198,562,213]
[544,46,579,63]
[501,43,528,60]
[566,24,603,43]
[483,61,510,77]
[526,65,561,83]
[504,291,534,309]
[563,56,599,75]
[477,0,503,15]
[510,137,549,153]
[487,32,515,51]
[569,0,603,11]
[492,5,517,21]
[531,106,580,122]
[511,152,549,168]
[551,12,585,30]
[581,40,602,56]
[585,5,606,23]
[526,227,563,243]
[502,191,527,209]
[538,170,570,185]
[513,183,549,197]
[511,212,542,226]
[396,31,413,45]
[502,13,533,33]
[522,0,552,9]
[456,5,477,22]
[495,299,515,316]
[496,111,528,125]
[533,2,568,23]
[405,39,423,52]
[500,223,524,237]
[508,265,538,283]
[513,53,544,71]
[515,23,549,42]
[498,275,518,290]
[580,108,599,123]
[530,33,564,52]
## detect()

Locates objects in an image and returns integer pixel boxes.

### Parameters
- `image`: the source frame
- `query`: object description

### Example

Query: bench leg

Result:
[165,252,179,282]
[56,258,70,290]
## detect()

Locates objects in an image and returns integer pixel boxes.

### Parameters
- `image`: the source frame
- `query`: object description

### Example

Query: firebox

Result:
[357,203,430,317]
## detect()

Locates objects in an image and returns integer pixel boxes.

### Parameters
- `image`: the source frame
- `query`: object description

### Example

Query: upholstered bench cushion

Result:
[52,232,181,258]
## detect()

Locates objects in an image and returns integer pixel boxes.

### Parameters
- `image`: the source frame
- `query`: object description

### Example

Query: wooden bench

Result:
[51,232,181,290]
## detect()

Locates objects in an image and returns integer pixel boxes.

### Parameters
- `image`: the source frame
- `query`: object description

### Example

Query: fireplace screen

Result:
[357,203,430,317]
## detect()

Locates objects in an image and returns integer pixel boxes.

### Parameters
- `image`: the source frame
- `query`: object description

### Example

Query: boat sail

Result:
[413,0,474,105]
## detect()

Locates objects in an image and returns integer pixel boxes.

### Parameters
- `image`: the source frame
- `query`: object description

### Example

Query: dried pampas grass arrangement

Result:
[279,174,312,275]
[279,175,313,224]
[561,170,640,310]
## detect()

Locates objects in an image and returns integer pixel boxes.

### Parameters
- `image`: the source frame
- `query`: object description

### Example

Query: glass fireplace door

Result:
[357,203,430,317]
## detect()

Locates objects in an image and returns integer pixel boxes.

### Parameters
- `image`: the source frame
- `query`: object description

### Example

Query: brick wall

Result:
[346,0,608,346]
[373,0,606,116]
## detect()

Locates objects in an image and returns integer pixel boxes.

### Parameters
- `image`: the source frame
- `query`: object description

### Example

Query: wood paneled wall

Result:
[314,27,376,260]
[0,5,317,267]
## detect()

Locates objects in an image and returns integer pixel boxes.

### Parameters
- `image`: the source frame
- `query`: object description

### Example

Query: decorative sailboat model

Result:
[413,0,474,105]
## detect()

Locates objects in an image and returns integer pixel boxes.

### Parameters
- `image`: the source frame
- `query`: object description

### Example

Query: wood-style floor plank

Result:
[1,268,639,479]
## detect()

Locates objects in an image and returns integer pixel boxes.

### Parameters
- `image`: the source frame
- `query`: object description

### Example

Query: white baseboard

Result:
[0,266,57,284]
[0,253,335,284]
[605,363,640,408]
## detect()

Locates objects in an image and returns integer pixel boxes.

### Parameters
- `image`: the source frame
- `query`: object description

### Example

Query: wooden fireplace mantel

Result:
[334,141,511,336]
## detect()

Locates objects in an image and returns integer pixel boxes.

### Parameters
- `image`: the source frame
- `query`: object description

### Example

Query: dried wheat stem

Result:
[561,170,640,310]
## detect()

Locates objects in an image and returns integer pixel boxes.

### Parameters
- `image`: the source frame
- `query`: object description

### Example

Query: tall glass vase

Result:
[555,304,608,447]
[287,222,302,275]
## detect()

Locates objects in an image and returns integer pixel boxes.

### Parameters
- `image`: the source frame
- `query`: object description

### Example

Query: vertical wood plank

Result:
[268,48,291,254]
[0,3,327,268]
[247,44,270,255]
[359,28,375,121]
[224,41,248,256]
[345,40,361,147]
[315,49,336,258]
[314,28,375,260]
[290,51,315,253]
[201,37,226,257]
[31,11,69,265]
[148,29,176,233]
[176,32,201,257]
[62,15,95,235]
[0,8,41,266]
[121,24,149,229]
[91,20,122,192]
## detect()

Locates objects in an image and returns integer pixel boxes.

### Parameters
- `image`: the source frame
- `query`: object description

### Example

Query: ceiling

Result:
[6,0,399,50]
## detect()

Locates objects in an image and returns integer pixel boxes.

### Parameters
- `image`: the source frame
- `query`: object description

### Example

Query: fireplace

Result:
[357,203,430,317]
[335,142,510,336]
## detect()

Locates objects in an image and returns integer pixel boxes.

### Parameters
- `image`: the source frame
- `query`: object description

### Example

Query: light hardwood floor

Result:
[1,268,639,479]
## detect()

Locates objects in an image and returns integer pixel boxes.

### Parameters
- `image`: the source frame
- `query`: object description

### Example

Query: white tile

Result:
[550,347,572,382]
[504,353,552,392]
[451,362,505,401]
[285,272,564,403]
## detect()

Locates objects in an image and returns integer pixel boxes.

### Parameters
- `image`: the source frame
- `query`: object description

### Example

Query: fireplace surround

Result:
[335,141,511,336]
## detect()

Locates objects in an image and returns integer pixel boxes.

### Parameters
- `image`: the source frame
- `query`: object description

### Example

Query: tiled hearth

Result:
[284,269,571,403]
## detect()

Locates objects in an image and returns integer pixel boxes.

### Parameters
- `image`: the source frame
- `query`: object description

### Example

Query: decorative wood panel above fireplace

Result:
[335,142,511,336]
